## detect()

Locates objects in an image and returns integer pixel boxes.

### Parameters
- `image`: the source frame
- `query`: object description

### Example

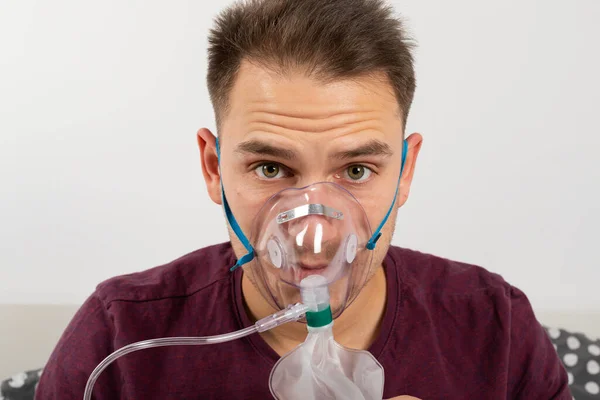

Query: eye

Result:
[255,163,288,179]
[344,165,372,182]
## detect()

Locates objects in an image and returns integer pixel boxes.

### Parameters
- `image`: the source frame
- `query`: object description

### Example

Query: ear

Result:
[197,128,222,205]
[397,132,423,208]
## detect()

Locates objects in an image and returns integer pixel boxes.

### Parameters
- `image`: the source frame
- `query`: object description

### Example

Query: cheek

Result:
[227,187,266,234]
[350,161,403,233]
[221,164,274,232]
[352,187,398,235]
[224,178,282,238]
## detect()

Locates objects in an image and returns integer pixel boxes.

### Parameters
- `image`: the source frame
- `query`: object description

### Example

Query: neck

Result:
[241,265,388,356]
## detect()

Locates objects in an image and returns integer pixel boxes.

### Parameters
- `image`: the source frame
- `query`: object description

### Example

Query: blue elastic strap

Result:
[215,137,255,271]
[366,140,408,250]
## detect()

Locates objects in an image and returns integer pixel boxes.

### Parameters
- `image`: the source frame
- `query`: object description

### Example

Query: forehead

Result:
[223,60,402,134]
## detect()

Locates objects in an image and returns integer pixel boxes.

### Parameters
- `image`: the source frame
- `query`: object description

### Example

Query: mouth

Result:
[298,262,328,270]
[295,263,328,280]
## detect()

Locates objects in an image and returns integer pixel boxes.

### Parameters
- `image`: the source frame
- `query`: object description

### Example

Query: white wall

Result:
[1,0,598,312]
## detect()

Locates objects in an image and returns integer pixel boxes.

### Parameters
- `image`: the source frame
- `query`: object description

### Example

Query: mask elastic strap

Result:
[215,137,255,271]
[366,139,408,250]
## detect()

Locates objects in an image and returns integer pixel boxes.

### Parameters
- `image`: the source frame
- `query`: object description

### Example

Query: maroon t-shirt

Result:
[36,242,570,399]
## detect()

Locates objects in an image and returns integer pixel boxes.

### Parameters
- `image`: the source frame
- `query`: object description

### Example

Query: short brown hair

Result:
[207,0,416,131]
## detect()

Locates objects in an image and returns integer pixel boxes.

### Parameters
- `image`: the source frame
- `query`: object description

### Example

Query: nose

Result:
[294,169,332,189]
[286,214,340,253]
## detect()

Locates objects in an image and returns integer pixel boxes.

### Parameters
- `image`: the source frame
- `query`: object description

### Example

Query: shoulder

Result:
[384,247,570,397]
[95,242,235,307]
[387,246,510,297]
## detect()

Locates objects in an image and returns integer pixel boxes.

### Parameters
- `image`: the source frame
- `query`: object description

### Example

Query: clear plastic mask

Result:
[245,182,373,319]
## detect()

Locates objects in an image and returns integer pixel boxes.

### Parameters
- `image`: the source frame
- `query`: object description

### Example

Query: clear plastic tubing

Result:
[83,302,309,400]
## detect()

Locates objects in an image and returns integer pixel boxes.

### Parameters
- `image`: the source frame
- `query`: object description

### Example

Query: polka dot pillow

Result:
[0,369,42,400]
[546,326,600,399]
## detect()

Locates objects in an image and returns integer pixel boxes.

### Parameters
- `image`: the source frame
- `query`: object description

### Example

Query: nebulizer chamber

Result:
[83,182,385,400]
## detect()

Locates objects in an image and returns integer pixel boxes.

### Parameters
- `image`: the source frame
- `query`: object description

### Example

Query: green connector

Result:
[305,305,333,328]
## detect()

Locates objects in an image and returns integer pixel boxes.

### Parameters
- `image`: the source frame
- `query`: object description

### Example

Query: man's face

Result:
[200,60,421,308]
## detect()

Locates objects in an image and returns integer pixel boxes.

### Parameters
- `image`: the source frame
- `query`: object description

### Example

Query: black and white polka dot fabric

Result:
[0,369,42,400]
[546,326,600,398]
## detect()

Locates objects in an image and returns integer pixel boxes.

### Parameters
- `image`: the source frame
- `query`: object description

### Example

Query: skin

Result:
[198,60,423,399]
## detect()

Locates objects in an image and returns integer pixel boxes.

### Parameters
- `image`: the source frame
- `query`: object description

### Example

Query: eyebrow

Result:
[332,140,393,160]
[235,140,297,160]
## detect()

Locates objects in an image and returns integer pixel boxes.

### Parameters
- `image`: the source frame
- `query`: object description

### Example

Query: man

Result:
[36,0,570,399]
